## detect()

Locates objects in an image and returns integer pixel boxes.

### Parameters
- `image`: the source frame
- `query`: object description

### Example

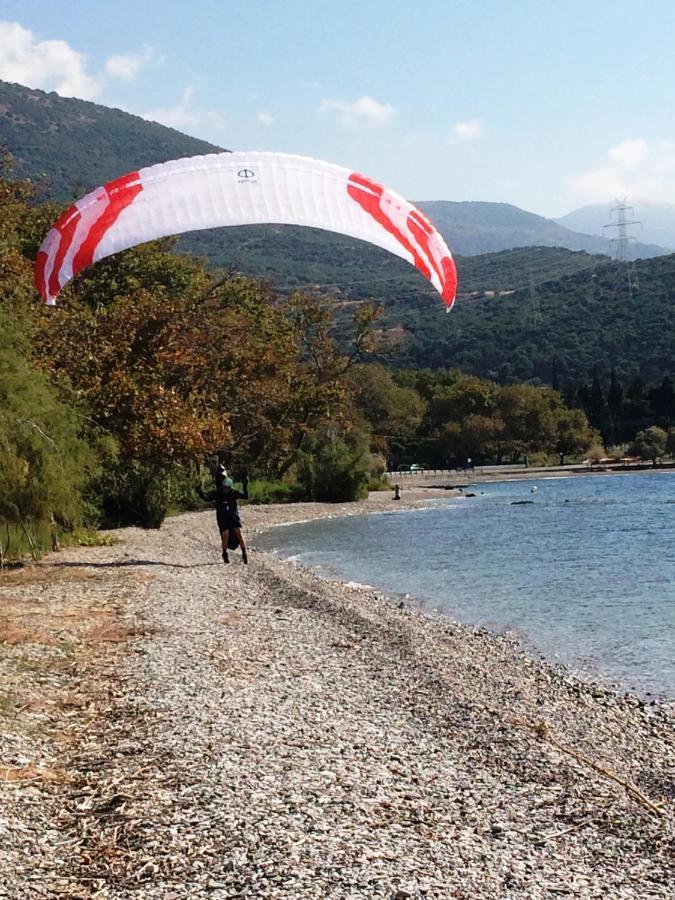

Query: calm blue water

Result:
[258,473,675,698]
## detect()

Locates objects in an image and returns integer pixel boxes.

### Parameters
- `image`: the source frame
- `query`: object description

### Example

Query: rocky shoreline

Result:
[1,492,673,898]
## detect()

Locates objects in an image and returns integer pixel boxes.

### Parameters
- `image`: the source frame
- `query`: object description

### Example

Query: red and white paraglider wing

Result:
[35,152,457,308]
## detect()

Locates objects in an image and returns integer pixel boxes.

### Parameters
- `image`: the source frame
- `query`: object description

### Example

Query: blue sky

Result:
[1,0,675,217]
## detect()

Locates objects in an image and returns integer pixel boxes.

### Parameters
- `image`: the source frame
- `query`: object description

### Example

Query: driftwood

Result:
[515,718,666,818]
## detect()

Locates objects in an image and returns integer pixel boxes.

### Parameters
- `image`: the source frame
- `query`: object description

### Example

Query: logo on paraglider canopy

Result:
[237,168,256,183]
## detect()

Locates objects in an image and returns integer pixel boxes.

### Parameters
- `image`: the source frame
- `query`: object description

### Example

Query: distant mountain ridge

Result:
[0,79,668,264]
[557,202,675,252]
[417,200,667,259]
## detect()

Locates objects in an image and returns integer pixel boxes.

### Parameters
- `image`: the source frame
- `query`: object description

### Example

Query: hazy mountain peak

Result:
[556,201,675,252]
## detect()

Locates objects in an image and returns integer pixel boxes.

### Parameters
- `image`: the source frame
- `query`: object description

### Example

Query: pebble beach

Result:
[1,489,673,898]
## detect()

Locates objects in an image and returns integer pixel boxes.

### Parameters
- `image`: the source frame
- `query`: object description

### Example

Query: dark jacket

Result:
[199,474,249,512]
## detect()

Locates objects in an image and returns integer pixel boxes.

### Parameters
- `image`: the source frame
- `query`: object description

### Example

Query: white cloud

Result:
[569,138,675,203]
[320,95,396,129]
[143,86,199,130]
[257,110,275,126]
[606,137,648,168]
[453,119,482,141]
[0,20,100,99]
[0,20,164,103]
[105,45,155,81]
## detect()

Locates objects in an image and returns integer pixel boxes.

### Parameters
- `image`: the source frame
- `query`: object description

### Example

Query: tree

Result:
[428,374,497,425]
[649,376,675,428]
[622,376,650,441]
[444,412,506,463]
[554,408,599,465]
[631,426,668,466]
[607,368,624,446]
[586,365,609,442]
[425,374,501,464]
[497,384,561,462]
[274,292,383,470]
[0,306,97,556]
[295,426,371,502]
[666,429,675,459]
[349,363,426,457]
[34,237,386,520]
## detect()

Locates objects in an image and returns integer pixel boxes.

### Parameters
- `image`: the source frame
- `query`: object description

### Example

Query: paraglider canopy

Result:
[35,151,458,308]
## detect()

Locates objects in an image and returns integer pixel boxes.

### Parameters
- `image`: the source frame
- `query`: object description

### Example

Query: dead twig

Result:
[517,718,667,818]
[533,817,595,846]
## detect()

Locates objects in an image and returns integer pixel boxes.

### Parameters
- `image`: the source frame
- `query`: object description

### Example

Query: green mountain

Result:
[384,253,675,386]
[0,79,223,198]
[180,227,601,298]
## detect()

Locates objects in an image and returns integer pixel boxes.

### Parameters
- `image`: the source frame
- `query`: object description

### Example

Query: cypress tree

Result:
[649,375,675,428]
[607,368,624,445]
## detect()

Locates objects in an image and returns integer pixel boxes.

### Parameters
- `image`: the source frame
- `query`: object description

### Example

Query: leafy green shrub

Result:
[365,453,388,490]
[245,479,304,505]
[295,428,371,503]
[97,461,170,529]
[366,475,390,491]
[165,463,207,515]
[0,521,53,564]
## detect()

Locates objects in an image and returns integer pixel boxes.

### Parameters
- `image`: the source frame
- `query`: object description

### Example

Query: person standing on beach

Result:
[200,466,249,564]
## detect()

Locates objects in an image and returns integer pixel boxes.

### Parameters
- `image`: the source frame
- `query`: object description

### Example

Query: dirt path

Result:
[1,502,673,898]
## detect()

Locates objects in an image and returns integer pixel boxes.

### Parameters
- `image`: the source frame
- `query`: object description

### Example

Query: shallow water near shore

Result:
[257,471,675,698]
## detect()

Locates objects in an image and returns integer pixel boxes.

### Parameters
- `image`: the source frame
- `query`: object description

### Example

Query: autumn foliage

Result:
[0,168,604,555]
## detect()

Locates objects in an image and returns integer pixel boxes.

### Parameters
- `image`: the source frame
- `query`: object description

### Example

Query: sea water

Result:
[256,472,675,698]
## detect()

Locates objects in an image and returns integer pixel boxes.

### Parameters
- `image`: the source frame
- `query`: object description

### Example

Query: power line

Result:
[603,199,642,261]
[602,199,643,302]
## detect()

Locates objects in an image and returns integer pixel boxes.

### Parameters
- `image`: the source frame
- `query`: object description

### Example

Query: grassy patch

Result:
[71,528,119,547]
[0,522,52,564]
[245,479,304,505]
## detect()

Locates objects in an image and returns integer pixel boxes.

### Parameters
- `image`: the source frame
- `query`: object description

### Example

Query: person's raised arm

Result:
[197,485,216,503]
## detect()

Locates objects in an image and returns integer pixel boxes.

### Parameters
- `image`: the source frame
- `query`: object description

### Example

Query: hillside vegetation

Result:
[387,254,675,386]
[182,227,601,297]
[0,79,223,199]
